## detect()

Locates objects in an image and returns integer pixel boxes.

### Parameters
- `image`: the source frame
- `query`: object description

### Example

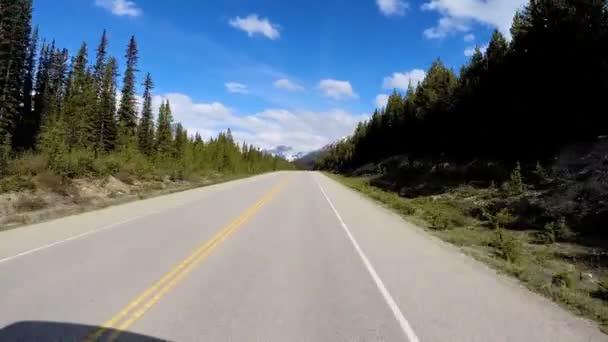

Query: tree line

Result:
[0,0,292,180]
[317,0,608,172]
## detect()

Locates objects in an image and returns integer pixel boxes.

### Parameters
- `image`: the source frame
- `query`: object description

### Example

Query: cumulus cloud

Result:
[274,79,304,92]
[464,33,475,42]
[464,44,488,56]
[375,94,389,109]
[421,0,527,39]
[152,93,367,155]
[423,16,470,39]
[229,14,280,40]
[318,79,357,100]
[225,82,248,94]
[94,0,142,17]
[376,0,409,16]
[383,69,426,91]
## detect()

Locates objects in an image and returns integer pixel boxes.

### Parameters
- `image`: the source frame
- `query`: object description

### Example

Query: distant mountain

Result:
[294,136,349,169]
[263,145,294,159]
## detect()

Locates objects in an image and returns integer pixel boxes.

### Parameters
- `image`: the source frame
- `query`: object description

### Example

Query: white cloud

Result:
[375,94,389,109]
[383,69,426,91]
[94,0,142,17]
[225,82,248,94]
[464,44,488,57]
[229,14,280,40]
[423,16,470,39]
[318,79,357,100]
[376,0,409,16]
[274,79,304,92]
[421,0,527,39]
[464,33,475,42]
[153,93,368,155]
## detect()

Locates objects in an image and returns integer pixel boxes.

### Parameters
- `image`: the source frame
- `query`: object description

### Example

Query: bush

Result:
[33,170,65,193]
[489,229,522,262]
[50,150,96,177]
[8,154,49,175]
[538,217,574,243]
[0,175,35,193]
[14,195,47,212]
[428,213,454,230]
[114,171,134,185]
[483,207,514,229]
[595,279,608,301]
[552,272,574,288]
[503,162,524,196]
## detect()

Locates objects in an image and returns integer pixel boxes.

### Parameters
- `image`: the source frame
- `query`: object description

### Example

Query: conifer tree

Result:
[117,36,138,146]
[0,0,33,156]
[155,100,174,156]
[63,42,96,149]
[94,56,118,152]
[137,73,154,155]
[13,26,38,150]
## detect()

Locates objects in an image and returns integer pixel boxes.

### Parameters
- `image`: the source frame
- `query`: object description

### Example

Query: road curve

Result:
[0,171,604,341]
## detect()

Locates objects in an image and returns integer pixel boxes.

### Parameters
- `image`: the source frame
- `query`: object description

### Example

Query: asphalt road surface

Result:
[0,171,604,341]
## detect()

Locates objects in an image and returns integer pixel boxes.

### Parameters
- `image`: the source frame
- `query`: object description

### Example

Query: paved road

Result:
[0,171,604,341]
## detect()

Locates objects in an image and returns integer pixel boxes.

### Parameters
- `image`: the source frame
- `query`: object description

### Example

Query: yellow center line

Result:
[83,177,290,342]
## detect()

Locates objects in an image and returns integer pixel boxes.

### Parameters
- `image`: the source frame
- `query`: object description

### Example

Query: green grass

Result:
[326,172,608,331]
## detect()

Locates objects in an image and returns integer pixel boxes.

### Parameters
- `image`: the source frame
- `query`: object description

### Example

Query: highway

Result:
[0,171,604,341]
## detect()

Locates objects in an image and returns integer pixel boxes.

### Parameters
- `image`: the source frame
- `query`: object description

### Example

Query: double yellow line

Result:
[84,178,289,342]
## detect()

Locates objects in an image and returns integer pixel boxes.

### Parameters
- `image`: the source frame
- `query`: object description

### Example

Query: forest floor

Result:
[327,173,608,333]
[0,173,248,232]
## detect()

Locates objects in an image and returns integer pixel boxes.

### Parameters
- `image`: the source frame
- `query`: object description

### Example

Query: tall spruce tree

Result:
[94,56,118,152]
[13,25,38,150]
[116,36,138,146]
[92,30,108,93]
[155,100,174,156]
[137,73,154,155]
[63,42,96,149]
[31,40,50,142]
[0,0,32,156]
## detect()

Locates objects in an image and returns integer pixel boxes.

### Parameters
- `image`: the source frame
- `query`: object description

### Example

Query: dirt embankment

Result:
[0,174,218,231]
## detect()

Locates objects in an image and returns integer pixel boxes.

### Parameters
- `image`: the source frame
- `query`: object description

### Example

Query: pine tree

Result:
[40,45,68,131]
[32,41,50,141]
[92,30,108,93]
[174,123,187,157]
[94,56,118,152]
[137,73,154,155]
[63,42,96,149]
[116,36,138,146]
[485,30,508,72]
[155,100,174,156]
[13,25,38,150]
[0,0,33,156]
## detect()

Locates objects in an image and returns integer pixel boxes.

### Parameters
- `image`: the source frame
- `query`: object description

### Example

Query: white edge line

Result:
[315,175,421,342]
[0,213,157,265]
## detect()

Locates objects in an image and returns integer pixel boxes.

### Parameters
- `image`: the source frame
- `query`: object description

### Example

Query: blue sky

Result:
[33,0,526,156]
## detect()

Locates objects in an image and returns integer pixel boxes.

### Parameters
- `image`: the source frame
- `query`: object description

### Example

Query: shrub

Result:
[33,170,65,193]
[538,217,574,243]
[483,207,514,229]
[552,272,574,288]
[0,175,36,193]
[50,150,96,177]
[428,213,454,230]
[503,162,524,196]
[489,229,522,262]
[595,279,608,301]
[531,161,549,184]
[8,154,49,175]
[114,171,134,185]
[14,195,47,212]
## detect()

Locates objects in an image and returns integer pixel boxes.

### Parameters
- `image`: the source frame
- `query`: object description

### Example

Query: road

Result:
[0,171,604,341]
